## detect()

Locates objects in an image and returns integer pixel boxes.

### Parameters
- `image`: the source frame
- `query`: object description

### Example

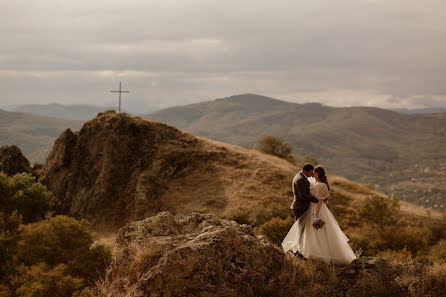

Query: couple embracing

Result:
[282,163,356,265]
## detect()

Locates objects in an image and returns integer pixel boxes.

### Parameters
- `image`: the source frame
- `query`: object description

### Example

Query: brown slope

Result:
[40,110,437,232]
[145,94,446,210]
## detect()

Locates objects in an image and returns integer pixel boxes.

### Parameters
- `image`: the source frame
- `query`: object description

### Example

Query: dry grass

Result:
[127,242,163,286]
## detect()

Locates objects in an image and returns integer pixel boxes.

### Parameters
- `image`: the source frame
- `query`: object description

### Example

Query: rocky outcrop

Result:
[98,212,442,297]
[99,212,287,297]
[40,111,202,227]
[39,111,297,228]
[0,145,31,175]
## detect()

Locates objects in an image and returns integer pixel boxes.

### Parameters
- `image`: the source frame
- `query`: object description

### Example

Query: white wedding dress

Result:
[282,180,356,265]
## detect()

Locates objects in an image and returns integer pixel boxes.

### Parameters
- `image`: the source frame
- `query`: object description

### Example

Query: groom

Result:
[291,163,319,221]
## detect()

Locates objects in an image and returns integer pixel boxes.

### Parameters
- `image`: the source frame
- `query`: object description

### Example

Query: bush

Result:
[256,136,296,164]
[298,155,319,168]
[357,195,400,232]
[0,211,22,281]
[16,215,112,282]
[377,227,425,256]
[13,263,84,297]
[228,203,287,227]
[426,240,446,263]
[0,172,52,224]
[376,249,412,262]
[255,216,294,245]
[0,172,53,283]
[423,214,446,245]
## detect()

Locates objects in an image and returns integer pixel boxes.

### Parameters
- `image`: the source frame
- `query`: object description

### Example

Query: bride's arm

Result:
[314,184,328,217]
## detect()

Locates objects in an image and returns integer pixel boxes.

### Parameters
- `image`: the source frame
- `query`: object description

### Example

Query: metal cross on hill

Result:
[110,81,130,113]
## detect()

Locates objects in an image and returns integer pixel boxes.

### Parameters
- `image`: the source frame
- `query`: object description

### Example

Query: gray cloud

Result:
[1,0,446,112]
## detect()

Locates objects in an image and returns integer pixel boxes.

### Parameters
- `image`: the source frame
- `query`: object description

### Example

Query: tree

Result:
[357,195,400,232]
[256,136,296,164]
[0,172,52,283]
[0,172,53,224]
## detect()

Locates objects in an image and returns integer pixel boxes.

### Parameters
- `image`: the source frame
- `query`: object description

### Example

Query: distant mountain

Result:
[145,94,446,210]
[11,103,117,120]
[392,107,446,114]
[0,109,82,163]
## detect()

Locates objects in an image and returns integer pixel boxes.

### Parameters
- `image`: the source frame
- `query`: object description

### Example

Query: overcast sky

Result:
[1,0,446,112]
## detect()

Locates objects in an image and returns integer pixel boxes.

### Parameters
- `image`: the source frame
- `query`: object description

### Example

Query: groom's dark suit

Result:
[291,172,318,220]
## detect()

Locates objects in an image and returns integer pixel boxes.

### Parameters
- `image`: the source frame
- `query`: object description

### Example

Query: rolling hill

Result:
[0,109,82,163]
[393,107,446,114]
[10,103,117,120]
[145,94,446,210]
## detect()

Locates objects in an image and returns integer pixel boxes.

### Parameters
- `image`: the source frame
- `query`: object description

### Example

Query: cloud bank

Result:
[1,0,445,111]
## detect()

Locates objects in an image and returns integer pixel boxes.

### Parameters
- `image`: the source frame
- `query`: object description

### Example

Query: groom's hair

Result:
[302,163,314,171]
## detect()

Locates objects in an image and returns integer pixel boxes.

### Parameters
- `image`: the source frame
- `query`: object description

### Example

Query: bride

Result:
[282,165,356,265]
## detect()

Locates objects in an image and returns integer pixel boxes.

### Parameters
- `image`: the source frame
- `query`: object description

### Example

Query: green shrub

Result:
[362,183,375,190]
[16,215,111,282]
[0,172,52,224]
[298,155,319,168]
[351,225,424,257]
[423,214,446,245]
[0,212,22,282]
[256,136,296,164]
[14,263,84,297]
[228,203,287,227]
[426,240,446,263]
[255,216,294,245]
[377,227,425,256]
[357,195,400,232]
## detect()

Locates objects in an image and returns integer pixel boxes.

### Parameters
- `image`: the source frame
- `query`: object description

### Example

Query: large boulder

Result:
[0,145,31,175]
[99,212,287,297]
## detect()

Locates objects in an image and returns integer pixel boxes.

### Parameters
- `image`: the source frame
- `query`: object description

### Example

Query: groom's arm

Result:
[296,179,318,203]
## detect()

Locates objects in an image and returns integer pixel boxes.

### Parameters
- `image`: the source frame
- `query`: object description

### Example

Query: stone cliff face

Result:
[0,145,31,176]
[40,111,297,228]
[99,212,287,297]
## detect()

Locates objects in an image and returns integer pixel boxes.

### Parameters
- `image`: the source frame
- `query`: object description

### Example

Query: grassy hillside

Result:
[146,94,446,210]
[0,109,82,163]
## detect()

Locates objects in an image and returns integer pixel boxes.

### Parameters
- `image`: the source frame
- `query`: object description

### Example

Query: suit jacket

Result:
[291,172,318,220]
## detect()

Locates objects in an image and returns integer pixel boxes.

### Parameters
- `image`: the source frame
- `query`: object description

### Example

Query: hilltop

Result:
[39,110,436,232]
[145,94,446,210]
[0,109,82,163]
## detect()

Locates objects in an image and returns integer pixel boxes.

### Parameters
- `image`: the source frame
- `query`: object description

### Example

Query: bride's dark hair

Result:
[314,165,330,190]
